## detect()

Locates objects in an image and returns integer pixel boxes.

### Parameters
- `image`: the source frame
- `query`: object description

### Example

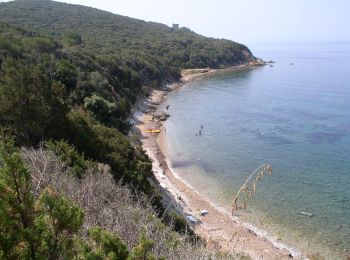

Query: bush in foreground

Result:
[1,139,232,259]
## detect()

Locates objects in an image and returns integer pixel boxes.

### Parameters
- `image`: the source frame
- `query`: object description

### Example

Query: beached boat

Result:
[145,129,161,133]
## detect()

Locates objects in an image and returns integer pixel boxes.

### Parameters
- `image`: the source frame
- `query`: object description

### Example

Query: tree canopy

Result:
[0,0,255,75]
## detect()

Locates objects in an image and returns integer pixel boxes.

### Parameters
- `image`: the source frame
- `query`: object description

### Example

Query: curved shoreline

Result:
[133,64,304,259]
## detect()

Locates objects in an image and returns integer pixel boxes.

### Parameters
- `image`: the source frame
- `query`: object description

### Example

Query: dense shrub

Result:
[79,227,130,260]
[55,59,78,89]
[45,140,96,178]
[0,59,69,146]
[64,111,154,193]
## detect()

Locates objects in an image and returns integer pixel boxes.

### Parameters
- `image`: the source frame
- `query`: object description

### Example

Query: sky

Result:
[1,0,350,44]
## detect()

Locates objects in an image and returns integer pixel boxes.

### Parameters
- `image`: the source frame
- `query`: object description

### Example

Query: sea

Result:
[158,43,350,259]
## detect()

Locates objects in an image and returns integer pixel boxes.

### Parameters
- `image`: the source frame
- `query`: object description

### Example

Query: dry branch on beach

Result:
[231,164,273,214]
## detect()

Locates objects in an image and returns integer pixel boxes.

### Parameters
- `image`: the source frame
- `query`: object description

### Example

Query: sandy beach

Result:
[133,64,304,260]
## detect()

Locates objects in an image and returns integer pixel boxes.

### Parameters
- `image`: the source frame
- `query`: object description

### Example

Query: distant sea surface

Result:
[159,43,350,258]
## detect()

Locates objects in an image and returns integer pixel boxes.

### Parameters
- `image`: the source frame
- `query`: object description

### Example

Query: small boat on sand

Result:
[145,129,161,133]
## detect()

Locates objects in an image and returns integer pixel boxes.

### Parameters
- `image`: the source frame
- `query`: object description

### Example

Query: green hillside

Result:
[0,0,254,74]
[0,1,255,258]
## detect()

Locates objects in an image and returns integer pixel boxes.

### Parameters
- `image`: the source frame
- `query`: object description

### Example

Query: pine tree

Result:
[0,139,84,259]
[131,229,157,260]
[0,138,36,259]
[78,226,129,260]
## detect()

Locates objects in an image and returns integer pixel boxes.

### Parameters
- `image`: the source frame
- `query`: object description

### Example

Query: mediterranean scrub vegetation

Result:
[0,0,254,75]
[0,0,255,258]
[0,22,154,194]
[0,139,219,259]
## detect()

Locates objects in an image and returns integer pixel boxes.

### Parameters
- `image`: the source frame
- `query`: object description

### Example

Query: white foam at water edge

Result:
[166,158,304,259]
[235,216,303,259]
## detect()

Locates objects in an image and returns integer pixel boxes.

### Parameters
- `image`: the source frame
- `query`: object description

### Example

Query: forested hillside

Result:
[0,0,255,258]
[0,0,254,75]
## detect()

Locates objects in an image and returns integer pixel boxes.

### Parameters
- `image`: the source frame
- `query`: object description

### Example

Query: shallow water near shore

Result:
[159,43,350,258]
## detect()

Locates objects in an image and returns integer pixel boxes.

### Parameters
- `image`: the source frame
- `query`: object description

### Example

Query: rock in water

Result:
[153,112,170,122]
[299,211,313,217]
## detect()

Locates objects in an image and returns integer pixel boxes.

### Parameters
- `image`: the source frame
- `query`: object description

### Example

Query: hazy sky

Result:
[1,0,350,44]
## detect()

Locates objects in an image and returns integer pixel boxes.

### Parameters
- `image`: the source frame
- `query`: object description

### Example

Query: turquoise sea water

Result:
[159,43,350,258]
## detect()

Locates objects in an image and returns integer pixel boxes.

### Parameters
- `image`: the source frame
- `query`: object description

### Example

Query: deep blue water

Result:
[159,43,350,258]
